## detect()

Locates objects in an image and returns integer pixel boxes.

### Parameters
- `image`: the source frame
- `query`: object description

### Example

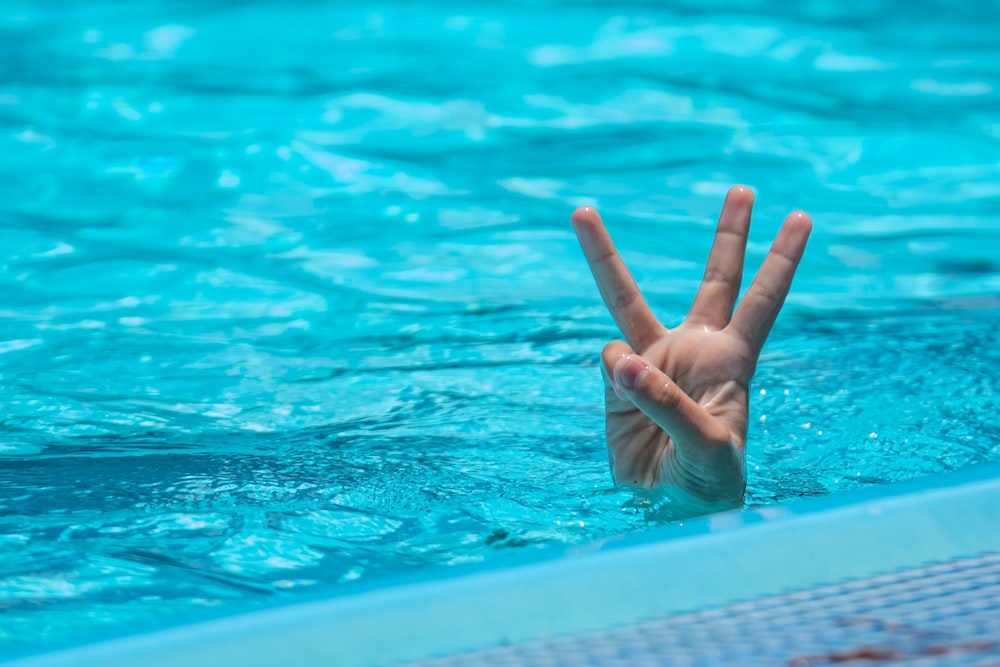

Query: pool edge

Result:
[5,462,1000,667]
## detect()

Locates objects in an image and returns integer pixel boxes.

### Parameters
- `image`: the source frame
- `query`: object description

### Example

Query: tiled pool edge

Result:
[6,463,1000,667]
[410,551,1000,666]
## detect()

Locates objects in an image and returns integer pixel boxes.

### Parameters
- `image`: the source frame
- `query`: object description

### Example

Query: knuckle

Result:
[701,266,731,284]
[749,282,782,305]
[609,285,639,309]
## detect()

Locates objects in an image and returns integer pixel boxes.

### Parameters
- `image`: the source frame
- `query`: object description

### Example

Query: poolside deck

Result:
[410,551,1000,666]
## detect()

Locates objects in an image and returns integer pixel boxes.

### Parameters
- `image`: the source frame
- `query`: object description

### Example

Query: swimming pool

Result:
[1,0,998,658]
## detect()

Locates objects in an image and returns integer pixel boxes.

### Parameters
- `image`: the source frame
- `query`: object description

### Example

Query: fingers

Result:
[687,186,754,329]
[601,344,732,449]
[572,206,665,352]
[730,211,812,352]
[601,340,638,411]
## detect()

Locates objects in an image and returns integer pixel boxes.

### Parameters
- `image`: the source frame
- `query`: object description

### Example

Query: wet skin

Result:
[572,186,812,509]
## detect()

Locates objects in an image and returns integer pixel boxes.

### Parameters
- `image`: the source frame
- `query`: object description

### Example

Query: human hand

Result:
[571,186,811,510]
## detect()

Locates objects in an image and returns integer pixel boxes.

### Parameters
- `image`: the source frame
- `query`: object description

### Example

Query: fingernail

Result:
[615,355,649,391]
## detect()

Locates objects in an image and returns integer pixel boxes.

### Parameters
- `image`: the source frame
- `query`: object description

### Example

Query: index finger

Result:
[571,206,665,351]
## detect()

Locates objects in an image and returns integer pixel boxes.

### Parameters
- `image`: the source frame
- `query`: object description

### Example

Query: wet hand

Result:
[571,186,811,509]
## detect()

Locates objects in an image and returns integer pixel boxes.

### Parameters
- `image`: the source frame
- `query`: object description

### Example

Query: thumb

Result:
[611,353,732,451]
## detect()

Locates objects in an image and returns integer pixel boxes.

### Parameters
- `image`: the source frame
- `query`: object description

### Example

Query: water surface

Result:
[1,0,998,651]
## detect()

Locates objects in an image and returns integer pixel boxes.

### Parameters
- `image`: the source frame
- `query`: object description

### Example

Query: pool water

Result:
[1,0,998,652]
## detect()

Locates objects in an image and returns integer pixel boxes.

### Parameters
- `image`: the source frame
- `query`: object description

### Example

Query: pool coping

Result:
[6,462,1000,667]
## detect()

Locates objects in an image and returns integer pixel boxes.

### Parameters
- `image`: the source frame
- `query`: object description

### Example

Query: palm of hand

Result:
[604,326,753,504]
[572,187,811,508]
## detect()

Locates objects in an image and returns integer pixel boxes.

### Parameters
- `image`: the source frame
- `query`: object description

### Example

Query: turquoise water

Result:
[1,0,998,652]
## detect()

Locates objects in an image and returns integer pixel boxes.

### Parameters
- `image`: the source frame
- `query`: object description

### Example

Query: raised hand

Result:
[572,186,812,511]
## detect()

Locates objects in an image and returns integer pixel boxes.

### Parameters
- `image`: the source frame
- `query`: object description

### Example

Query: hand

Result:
[571,186,812,510]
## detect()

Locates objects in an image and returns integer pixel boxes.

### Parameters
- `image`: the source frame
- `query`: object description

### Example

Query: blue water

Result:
[1,0,999,652]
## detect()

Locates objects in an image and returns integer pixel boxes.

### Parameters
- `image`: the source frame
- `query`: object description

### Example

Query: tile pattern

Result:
[409,552,1000,666]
